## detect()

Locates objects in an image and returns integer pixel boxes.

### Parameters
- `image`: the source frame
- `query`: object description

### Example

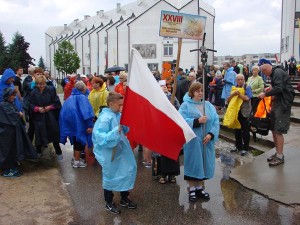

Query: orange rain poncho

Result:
[254,96,271,118]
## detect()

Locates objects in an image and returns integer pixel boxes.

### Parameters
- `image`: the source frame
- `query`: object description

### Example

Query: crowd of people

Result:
[0,55,296,214]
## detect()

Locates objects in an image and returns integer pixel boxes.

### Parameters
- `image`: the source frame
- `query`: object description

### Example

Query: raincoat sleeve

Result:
[178,102,195,128]
[206,102,220,141]
[93,116,121,149]
[122,125,129,134]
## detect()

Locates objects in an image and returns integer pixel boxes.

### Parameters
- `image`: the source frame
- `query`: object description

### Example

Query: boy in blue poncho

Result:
[92,91,137,214]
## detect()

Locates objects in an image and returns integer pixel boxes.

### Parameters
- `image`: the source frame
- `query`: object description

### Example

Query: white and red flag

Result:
[121,48,196,160]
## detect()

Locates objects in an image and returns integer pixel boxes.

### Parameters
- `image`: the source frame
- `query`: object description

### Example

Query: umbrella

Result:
[105,66,126,73]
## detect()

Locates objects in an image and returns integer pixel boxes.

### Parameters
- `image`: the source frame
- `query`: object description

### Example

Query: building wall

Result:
[281,0,300,62]
[117,20,131,71]
[45,0,215,78]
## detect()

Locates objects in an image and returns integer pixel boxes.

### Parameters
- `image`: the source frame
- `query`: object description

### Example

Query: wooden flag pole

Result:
[171,38,182,105]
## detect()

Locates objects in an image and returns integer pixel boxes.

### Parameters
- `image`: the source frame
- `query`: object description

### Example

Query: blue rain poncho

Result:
[0,68,22,112]
[221,67,237,101]
[92,108,137,191]
[179,94,220,179]
[59,88,94,148]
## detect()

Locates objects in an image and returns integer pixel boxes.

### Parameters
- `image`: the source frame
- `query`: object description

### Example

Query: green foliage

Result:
[6,32,34,71]
[38,56,45,69]
[54,41,80,74]
[0,31,7,74]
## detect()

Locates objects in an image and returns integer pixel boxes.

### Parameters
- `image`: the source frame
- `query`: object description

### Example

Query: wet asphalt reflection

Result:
[58,140,300,225]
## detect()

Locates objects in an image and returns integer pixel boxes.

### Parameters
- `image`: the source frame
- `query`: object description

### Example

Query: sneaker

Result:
[2,168,22,178]
[13,167,23,176]
[57,154,63,161]
[269,155,284,167]
[71,158,85,166]
[267,153,277,162]
[72,160,87,168]
[144,162,152,168]
[230,148,240,153]
[105,202,121,214]
[240,150,248,156]
[120,198,137,209]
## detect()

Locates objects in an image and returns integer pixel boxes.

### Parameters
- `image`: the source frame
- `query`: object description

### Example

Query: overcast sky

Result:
[0,0,282,63]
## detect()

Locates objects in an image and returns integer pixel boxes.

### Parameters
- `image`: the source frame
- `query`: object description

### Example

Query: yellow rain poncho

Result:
[223,87,245,129]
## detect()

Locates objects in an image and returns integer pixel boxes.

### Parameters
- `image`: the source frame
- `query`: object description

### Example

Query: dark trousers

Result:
[36,142,62,155]
[27,115,34,142]
[234,111,250,151]
[104,189,129,204]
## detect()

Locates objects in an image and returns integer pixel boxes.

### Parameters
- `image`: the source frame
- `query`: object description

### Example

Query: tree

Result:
[0,31,7,74]
[38,56,45,69]
[54,40,80,75]
[6,31,34,70]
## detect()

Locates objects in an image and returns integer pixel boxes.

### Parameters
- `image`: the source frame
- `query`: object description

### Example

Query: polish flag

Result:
[120,48,196,160]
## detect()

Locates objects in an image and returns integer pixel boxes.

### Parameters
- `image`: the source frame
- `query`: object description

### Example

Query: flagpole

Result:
[114,49,135,161]
[171,38,182,105]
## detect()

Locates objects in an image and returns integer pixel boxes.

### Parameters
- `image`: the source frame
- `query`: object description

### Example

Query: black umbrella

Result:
[105,66,126,73]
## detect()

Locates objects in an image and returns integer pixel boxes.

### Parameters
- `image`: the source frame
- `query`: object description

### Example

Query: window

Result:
[88,40,90,47]
[104,36,107,44]
[163,44,173,56]
[280,38,284,53]
[147,63,158,71]
[285,36,289,52]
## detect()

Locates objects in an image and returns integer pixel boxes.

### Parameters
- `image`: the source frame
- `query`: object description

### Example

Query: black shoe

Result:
[230,148,240,153]
[105,202,121,214]
[120,198,137,209]
[240,150,248,156]
[196,189,210,200]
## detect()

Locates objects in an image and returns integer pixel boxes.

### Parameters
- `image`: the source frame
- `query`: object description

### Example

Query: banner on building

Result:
[295,12,300,28]
[159,10,206,40]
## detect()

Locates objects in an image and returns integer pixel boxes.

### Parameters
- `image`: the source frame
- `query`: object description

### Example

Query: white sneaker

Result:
[72,160,87,168]
[71,158,85,165]
[57,154,63,161]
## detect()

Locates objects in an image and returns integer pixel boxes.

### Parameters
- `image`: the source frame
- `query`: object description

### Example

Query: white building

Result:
[281,0,300,62]
[45,0,215,79]
[213,53,279,67]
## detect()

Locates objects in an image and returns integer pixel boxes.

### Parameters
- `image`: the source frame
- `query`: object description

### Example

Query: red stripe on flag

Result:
[121,88,186,160]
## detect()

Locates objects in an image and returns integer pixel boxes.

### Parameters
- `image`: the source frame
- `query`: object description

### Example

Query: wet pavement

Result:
[58,140,299,225]
[1,140,300,224]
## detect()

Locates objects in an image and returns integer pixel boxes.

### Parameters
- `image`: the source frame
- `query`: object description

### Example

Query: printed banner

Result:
[295,12,300,28]
[159,10,206,40]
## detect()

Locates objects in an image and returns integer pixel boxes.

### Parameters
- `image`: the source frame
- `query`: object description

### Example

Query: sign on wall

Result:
[295,12,300,28]
[132,44,156,59]
[159,10,206,40]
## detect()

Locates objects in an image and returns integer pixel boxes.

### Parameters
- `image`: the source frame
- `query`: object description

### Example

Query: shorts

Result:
[270,102,291,134]
[72,137,85,152]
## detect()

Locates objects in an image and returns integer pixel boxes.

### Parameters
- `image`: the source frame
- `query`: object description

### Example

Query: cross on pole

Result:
[190,32,217,169]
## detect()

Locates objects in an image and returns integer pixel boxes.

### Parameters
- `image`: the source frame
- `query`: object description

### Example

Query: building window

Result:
[285,36,289,52]
[147,63,158,71]
[88,40,90,47]
[280,38,284,53]
[104,36,107,44]
[163,44,173,56]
